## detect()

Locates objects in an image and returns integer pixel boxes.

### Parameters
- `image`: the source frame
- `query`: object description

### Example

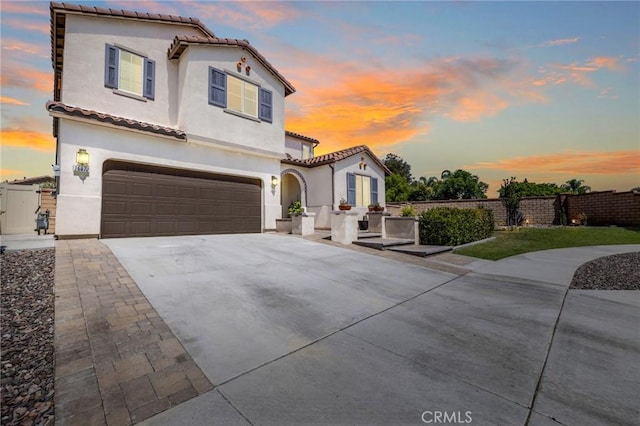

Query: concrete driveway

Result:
[102,235,640,425]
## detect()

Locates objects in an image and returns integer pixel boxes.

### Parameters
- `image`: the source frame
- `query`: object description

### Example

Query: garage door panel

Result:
[103,180,128,195]
[130,221,152,235]
[156,203,175,215]
[132,183,153,196]
[177,203,197,215]
[157,184,175,197]
[131,202,153,215]
[102,200,127,214]
[156,221,175,234]
[102,164,261,238]
[102,221,126,236]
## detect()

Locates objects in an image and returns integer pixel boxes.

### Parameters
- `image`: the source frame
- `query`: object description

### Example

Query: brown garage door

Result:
[101,161,262,238]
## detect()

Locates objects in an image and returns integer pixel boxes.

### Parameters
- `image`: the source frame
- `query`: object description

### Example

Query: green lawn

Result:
[454,226,640,261]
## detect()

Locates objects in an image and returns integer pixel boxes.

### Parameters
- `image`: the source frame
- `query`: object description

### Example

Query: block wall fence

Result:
[387,191,640,227]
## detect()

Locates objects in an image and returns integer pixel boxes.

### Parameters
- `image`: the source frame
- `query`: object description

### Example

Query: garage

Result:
[101,161,262,238]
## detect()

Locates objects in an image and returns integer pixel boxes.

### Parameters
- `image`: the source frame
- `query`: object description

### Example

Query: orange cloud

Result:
[283,51,531,153]
[3,19,49,34]
[1,129,56,152]
[467,151,640,175]
[0,2,48,15]
[181,0,300,30]
[0,97,30,106]
[541,56,628,88]
[446,93,510,122]
[588,56,626,72]
[0,65,52,93]
[2,39,48,58]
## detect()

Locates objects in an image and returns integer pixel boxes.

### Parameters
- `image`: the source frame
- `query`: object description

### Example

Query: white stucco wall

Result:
[61,15,286,157]
[55,119,281,236]
[176,46,286,155]
[61,14,204,126]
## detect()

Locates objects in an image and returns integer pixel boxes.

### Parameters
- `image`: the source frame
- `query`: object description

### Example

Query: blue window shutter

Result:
[143,58,155,100]
[371,177,378,204]
[104,44,118,88]
[347,173,356,205]
[209,67,226,107]
[258,88,272,122]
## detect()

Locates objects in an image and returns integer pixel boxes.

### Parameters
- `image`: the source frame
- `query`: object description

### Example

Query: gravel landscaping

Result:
[570,252,640,290]
[1,249,55,426]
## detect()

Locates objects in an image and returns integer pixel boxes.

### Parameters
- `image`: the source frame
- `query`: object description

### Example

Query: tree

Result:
[382,153,412,182]
[499,177,523,228]
[385,174,411,202]
[562,179,591,194]
[408,181,433,201]
[431,169,488,200]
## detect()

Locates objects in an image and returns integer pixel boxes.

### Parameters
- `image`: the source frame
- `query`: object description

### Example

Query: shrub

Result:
[400,205,417,217]
[419,207,494,246]
[288,200,304,216]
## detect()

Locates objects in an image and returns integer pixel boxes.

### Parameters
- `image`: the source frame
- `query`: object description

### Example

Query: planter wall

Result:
[331,210,358,244]
[383,216,418,244]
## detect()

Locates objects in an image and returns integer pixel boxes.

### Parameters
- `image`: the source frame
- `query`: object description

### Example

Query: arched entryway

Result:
[280,169,308,217]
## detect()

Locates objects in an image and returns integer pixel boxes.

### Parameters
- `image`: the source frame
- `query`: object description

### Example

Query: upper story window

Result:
[228,75,258,117]
[302,143,313,159]
[208,67,272,123]
[104,44,155,100]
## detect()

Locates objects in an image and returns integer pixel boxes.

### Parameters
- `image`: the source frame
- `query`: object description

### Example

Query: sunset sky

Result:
[1,0,638,195]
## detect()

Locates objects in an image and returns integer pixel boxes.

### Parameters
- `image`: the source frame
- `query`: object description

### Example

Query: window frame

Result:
[208,66,273,123]
[104,44,155,101]
[347,173,378,207]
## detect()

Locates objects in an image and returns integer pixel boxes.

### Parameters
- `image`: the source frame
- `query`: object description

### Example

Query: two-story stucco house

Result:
[48,2,388,238]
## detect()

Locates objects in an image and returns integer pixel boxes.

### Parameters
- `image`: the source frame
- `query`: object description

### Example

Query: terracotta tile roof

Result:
[8,176,56,186]
[168,35,295,96]
[285,130,319,145]
[282,145,391,175]
[46,101,187,140]
[51,2,215,75]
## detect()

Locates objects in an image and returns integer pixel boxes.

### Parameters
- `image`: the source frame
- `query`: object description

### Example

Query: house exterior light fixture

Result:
[271,175,279,187]
[73,148,90,182]
[76,149,89,165]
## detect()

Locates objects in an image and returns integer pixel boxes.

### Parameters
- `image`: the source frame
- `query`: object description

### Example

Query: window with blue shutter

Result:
[104,44,118,89]
[347,173,356,205]
[104,44,154,100]
[143,58,155,100]
[371,177,378,204]
[258,88,272,122]
[209,67,226,107]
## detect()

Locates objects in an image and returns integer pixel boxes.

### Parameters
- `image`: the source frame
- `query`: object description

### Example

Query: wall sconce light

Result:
[76,149,89,165]
[271,175,279,187]
[73,148,90,182]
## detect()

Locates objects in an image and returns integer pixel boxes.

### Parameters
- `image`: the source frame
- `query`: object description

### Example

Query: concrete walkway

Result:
[53,236,639,425]
[0,233,54,251]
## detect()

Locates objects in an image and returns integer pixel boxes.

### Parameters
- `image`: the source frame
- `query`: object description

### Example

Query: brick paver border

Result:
[54,240,213,425]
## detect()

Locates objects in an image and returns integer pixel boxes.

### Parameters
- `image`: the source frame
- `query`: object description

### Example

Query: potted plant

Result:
[368,203,376,212]
[288,200,304,216]
[373,202,384,212]
[338,198,352,211]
